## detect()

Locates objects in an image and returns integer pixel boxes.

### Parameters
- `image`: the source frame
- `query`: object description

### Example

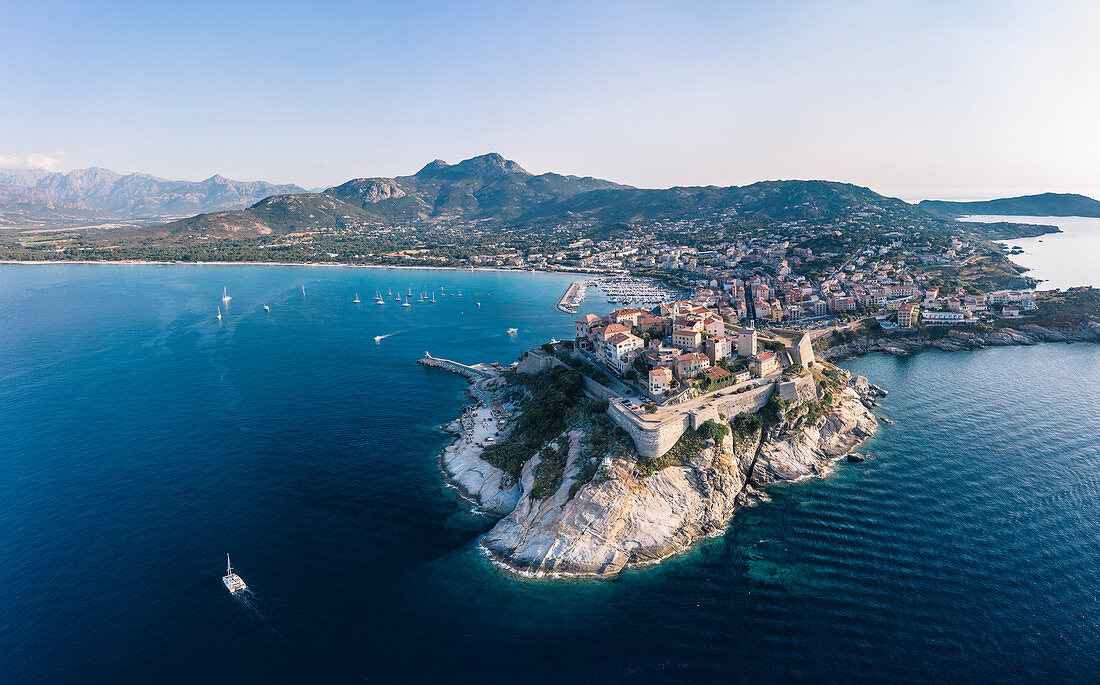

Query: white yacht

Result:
[353,293,361,304]
[507,327,518,334]
[222,554,247,594]
[402,294,411,307]
[374,335,384,342]
[222,286,231,303]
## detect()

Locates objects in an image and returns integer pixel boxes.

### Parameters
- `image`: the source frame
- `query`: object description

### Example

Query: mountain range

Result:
[0,167,305,226]
[919,193,1100,218]
[161,153,937,237]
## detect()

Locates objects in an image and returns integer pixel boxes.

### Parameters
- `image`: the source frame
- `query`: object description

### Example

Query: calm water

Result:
[961,214,1100,289]
[2,265,1100,683]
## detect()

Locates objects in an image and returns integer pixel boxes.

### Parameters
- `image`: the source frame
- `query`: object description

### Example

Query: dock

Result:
[557,280,593,313]
[418,352,497,380]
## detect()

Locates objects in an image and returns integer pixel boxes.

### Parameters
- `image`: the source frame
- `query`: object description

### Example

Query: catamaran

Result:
[222,554,247,594]
[353,293,361,304]
[222,286,231,303]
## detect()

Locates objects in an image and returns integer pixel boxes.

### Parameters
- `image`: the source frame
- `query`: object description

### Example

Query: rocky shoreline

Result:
[821,321,1100,360]
[437,374,877,578]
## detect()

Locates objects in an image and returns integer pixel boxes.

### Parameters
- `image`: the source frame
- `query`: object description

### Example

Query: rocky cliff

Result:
[441,381,876,577]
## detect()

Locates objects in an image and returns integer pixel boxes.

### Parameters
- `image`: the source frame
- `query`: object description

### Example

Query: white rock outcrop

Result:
[441,385,876,577]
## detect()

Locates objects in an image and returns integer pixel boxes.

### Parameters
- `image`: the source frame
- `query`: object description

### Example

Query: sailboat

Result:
[402,293,411,307]
[302,285,306,296]
[217,306,222,320]
[353,293,361,304]
[222,554,247,594]
[263,304,270,312]
[431,292,436,303]
[407,286,412,297]
[222,286,231,303]
[388,287,392,297]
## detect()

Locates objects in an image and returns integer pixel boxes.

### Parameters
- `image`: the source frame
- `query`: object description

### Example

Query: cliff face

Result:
[752,391,878,484]
[446,383,876,577]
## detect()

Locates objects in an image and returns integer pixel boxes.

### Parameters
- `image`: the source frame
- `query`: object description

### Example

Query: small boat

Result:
[222,554,247,594]
[402,294,411,307]
[222,286,231,303]
[388,288,392,296]
[374,335,384,342]
[507,327,518,334]
[263,305,270,312]
[217,306,222,321]
[457,291,462,297]
[353,293,361,304]
[302,285,306,295]
[376,296,384,305]
[431,293,436,303]
[549,337,559,344]
[407,287,412,297]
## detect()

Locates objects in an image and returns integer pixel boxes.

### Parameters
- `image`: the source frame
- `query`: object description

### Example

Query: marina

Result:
[594,275,682,305]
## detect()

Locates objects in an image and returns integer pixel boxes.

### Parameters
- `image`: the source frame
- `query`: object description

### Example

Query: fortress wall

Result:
[609,374,819,459]
[607,403,690,459]
[688,383,776,429]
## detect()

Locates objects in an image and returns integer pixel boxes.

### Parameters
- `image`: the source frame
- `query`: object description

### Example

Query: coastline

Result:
[819,322,1100,361]
[0,258,610,278]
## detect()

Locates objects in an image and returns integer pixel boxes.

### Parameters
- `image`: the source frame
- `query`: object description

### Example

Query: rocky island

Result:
[425,343,879,578]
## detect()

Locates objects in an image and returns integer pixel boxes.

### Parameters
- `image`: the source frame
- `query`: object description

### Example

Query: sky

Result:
[2,0,1099,200]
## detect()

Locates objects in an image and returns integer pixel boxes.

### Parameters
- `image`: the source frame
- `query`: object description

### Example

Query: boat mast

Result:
[226,553,232,575]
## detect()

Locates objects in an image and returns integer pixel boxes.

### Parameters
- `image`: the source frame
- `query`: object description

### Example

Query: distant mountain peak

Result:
[415,153,528,179]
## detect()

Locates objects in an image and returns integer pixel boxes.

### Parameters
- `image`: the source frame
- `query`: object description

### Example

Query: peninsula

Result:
[422,300,885,577]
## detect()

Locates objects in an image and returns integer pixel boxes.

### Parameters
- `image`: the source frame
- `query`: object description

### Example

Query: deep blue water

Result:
[2,265,1099,683]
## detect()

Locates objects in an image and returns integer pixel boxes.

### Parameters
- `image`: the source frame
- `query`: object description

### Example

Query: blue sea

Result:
[2,264,1100,683]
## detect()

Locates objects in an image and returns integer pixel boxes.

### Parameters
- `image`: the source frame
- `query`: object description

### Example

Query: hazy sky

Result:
[3,0,1098,200]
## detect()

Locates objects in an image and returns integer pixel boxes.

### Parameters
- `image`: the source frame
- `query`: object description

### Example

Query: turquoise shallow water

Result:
[2,264,1100,683]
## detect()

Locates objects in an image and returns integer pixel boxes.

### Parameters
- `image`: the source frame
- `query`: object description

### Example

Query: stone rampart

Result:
[608,374,818,459]
[607,402,690,459]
